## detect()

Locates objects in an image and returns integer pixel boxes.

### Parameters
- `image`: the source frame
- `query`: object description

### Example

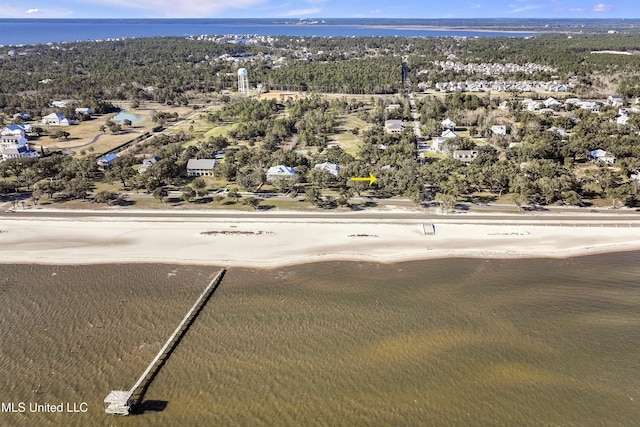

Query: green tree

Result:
[152,186,168,203]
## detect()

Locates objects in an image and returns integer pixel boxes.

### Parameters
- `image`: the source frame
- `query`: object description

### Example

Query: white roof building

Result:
[441,118,456,130]
[266,165,296,182]
[42,112,73,126]
[314,161,340,176]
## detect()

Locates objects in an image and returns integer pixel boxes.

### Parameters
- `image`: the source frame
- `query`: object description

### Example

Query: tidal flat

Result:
[1,255,639,426]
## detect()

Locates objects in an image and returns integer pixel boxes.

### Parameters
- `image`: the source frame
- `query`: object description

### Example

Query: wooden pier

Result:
[105,268,226,415]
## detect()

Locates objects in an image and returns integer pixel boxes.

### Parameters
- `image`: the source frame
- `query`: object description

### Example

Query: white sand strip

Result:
[1,216,639,267]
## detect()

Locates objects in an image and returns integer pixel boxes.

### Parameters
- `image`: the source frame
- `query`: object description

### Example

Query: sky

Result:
[1,0,636,19]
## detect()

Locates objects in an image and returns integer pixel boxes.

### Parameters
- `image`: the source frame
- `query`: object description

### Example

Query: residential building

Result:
[314,161,340,177]
[384,120,404,134]
[97,153,118,168]
[42,112,73,126]
[266,165,296,182]
[186,158,217,176]
[138,157,161,174]
[441,129,458,139]
[589,149,615,164]
[491,125,507,136]
[0,126,39,161]
[441,118,456,130]
[453,150,479,163]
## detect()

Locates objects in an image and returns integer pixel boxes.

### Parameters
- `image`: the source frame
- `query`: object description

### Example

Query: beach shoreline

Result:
[2,210,640,268]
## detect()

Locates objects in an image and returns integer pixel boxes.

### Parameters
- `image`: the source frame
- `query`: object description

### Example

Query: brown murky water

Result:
[1,254,639,426]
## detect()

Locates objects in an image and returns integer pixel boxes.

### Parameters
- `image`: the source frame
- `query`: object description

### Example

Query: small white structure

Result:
[266,165,296,182]
[187,158,217,176]
[104,391,133,416]
[431,137,447,153]
[543,97,562,108]
[589,149,615,164]
[75,107,94,117]
[314,161,340,176]
[491,125,507,136]
[138,157,161,174]
[237,68,249,95]
[441,129,458,139]
[608,95,624,107]
[51,100,67,108]
[441,118,456,130]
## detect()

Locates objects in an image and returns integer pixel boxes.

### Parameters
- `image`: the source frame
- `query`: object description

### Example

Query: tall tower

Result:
[237,68,249,95]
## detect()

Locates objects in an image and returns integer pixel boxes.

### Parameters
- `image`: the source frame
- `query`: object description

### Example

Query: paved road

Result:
[3,209,640,224]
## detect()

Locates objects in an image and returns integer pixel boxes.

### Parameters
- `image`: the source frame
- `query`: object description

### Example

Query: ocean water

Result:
[0,254,639,426]
[0,19,538,46]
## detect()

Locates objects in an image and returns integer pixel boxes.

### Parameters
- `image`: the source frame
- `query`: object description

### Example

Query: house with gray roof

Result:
[187,158,218,176]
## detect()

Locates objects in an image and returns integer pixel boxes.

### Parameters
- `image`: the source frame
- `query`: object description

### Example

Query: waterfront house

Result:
[186,158,218,177]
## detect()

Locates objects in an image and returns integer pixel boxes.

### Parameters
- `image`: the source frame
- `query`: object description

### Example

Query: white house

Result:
[138,157,161,174]
[0,126,38,161]
[75,107,94,117]
[589,149,615,164]
[522,98,541,111]
[266,165,296,182]
[51,100,67,108]
[384,120,404,134]
[578,101,600,111]
[385,104,401,111]
[42,112,73,126]
[616,115,630,126]
[186,158,217,176]
[543,97,563,108]
[441,118,456,130]
[491,125,507,136]
[314,161,340,177]
[441,129,458,139]
[431,137,447,153]
[546,126,567,137]
[453,150,479,163]
[608,95,624,107]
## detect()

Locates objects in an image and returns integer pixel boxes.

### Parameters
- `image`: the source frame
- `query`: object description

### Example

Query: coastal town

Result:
[2,16,640,427]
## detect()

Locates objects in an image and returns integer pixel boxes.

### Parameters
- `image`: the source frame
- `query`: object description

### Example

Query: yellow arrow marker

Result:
[350,173,377,186]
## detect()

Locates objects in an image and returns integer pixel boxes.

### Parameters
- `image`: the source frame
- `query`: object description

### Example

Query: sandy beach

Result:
[2,210,639,267]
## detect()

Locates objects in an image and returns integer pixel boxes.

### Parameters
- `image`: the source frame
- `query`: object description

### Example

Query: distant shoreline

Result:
[357,25,543,34]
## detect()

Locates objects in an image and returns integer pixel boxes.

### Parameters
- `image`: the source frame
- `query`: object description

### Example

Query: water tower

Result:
[237,68,249,95]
